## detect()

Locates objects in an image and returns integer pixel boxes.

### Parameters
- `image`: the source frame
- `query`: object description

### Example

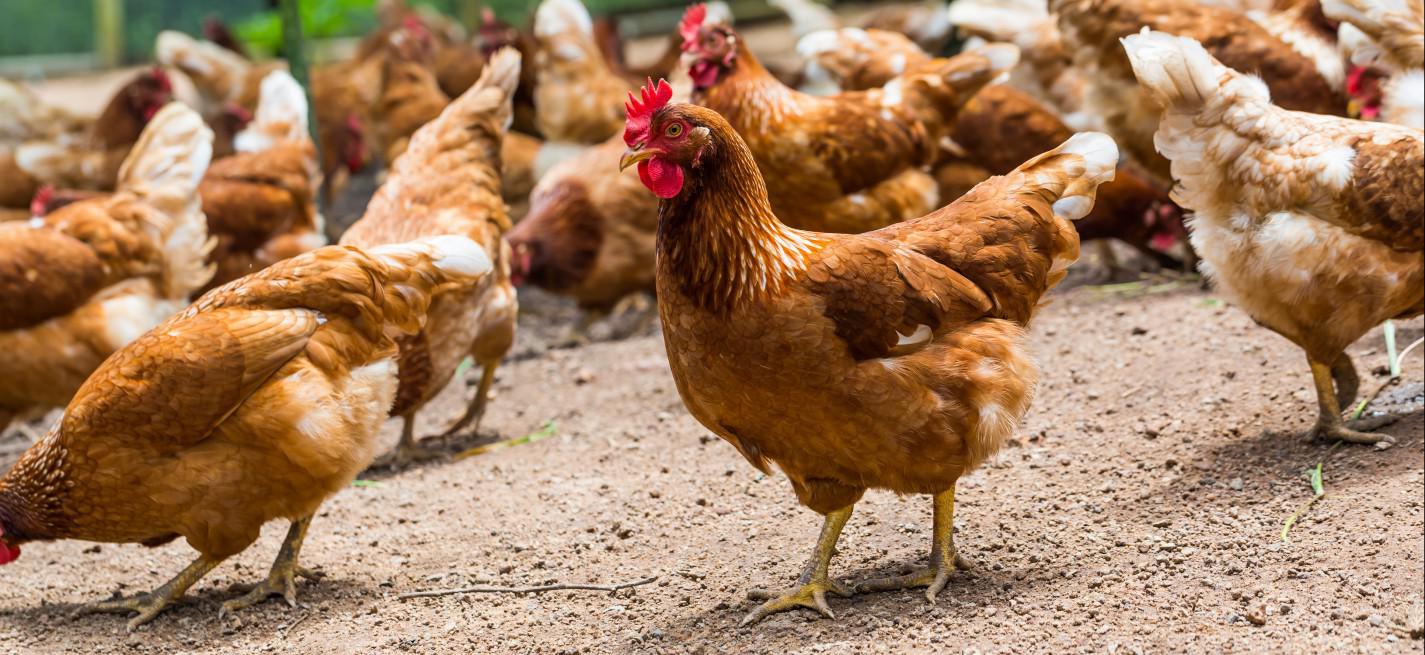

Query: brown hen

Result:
[619,81,1117,624]
[0,104,214,433]
[0,236,490,630]
[341,50,522,466]
[200,70,325,290]
[1125,31,1422,445]
[682,5,1018,233]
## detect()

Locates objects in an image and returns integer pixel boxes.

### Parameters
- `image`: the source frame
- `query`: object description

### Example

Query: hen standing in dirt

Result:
[341,50,522,466]
[620,79,1117,624]
[0,236,490,630]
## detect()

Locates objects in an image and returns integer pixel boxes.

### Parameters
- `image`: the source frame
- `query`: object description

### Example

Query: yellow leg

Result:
[856,488,968,603]
[371,413,442,468]
[1310,357,1393,445]
[73,554,223,631]
[740,505,854,627]
[441,361,497,439]
[220,516,322,617]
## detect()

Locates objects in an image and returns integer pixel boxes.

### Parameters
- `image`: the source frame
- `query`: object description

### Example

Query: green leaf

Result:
[1309,463,1324,497]
[351,479,381,488]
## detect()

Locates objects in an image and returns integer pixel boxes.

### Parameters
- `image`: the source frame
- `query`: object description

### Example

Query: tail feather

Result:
[155,30,252,106]
[534,0,593,39]
[1017,132,1120,221]
[888,43,1019,140]
[767,0,840,38]
[399,48,521,165]
[947,0,1052,46]
[1121,29,1256,113]
[234,70,309,153]
[368,235,493,334]
[118,102,216,298]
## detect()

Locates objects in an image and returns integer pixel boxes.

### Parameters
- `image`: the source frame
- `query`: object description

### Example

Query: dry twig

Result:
[398,576,658,600]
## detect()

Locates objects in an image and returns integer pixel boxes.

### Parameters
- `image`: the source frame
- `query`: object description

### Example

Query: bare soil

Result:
[5,12,1422,653]
[1,268,1421,654]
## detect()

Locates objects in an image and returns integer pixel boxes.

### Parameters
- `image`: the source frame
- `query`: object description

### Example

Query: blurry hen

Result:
[0,104,213,432]
[200,70,325,290]
[682,4,1017,233]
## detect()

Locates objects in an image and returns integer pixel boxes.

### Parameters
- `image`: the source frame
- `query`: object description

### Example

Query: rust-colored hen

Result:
[0,104,214,433]
[681,5,1017,233]
[200,70,325,290]
[619,80,1117,624]
[341,50,522,466]
[0,237,490,630]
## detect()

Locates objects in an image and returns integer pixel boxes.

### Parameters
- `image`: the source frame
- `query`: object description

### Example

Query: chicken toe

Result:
[740,506,853,627]
[73,555,222,631]
[220,517,320,618]
[856,488,968,603]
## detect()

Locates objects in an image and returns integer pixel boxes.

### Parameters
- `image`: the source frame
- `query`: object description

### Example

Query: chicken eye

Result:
[666,123,683,138]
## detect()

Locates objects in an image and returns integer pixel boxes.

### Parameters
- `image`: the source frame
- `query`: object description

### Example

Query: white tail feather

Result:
[534,0,593,38]
[155,30,251,106]
[118,103,216,298]
[1035,132,1119,221]
[234,70,309,153]
[370,235,493,281]
[1122,29,1248,111]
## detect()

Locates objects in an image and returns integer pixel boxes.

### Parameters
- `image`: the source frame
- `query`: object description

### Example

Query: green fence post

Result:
[278,0,326,222]
[94,0,124,68]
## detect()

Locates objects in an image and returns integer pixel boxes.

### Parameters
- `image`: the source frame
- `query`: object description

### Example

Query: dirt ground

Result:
[1,267,1421,654]
[4,10,1424,655]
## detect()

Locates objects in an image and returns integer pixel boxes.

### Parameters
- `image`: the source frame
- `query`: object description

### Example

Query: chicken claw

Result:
[1309,359,1396,446]
[220,517,319,618]
[742,577,853,626]
[856,488,967,603]
[739,505,853,627]
[72,555,222,631]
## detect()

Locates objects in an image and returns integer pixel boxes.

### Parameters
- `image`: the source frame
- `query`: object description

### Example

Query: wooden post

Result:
[94,0,124,68]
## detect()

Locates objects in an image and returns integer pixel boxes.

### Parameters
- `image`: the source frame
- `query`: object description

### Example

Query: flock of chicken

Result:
[0,0,1419,633]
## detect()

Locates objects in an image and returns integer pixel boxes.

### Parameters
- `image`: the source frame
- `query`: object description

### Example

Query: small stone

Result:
[1229,478,1244,491]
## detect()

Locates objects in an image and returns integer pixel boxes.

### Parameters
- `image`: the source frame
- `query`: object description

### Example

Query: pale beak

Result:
[619,147,659,171]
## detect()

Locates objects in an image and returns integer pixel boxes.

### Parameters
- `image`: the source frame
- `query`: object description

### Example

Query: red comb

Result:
[624,78,674,147]
[30,185,54,217]
[150,66,173,93]
[679,4,707,50]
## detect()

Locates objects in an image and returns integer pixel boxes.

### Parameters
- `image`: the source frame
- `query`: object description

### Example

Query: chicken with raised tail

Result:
[0,103,214,433]
[681,4,1019,234]
[341,50,522,466]
[619,79,1117,624]
[1123,29,1422,444]
[0,236,490,630]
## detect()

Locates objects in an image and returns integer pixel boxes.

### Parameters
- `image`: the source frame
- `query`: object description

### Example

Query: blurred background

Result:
[0,0,802,76]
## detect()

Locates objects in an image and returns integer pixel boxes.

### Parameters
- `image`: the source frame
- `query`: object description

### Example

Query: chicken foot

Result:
[440,360,498,439]
[370,412,443,468]
[856,488,969,603]
[220,516,321,617]
[740,505,854,627]
[72,554,223,631]
[1310,357,1394,445]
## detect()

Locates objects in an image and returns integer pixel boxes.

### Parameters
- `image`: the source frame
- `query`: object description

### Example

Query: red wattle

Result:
[690,61,720,89]
[638,158,684,199]
[0,542,20,565]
